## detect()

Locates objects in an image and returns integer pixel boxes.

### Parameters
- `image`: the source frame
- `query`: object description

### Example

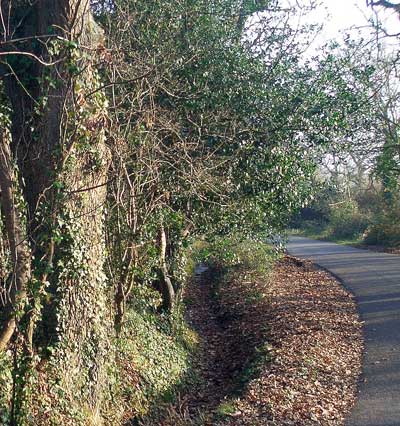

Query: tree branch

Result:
[368,0,400,11]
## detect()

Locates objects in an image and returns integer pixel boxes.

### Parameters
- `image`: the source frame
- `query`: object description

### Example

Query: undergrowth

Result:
[293,193,400,249]
[115,285,199,424]
[0,237,278,426]
[204,238,278,401]
[186,237,279,424]
[0,351,12,425]
[0,280,199,426]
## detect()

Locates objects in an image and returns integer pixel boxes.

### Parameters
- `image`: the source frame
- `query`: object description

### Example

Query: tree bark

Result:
[0,129,31,352]
[1,0,111,420]
[159,223,175,311]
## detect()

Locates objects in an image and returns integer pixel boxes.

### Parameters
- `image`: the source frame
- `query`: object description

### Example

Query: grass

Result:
[290,225,364,247]
[215,401,238,418]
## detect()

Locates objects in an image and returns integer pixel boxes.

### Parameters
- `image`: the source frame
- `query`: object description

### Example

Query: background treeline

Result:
[292,172,400,248]
[0,0,394,425]
[292,49,400,248]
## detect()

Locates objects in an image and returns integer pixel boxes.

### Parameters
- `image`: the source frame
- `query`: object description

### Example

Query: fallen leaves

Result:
[152,255,363,426]
[217,256,363,426]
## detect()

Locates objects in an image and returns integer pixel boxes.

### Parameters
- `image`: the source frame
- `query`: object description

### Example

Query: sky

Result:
[320,0,372,37]
[312,0,399,43]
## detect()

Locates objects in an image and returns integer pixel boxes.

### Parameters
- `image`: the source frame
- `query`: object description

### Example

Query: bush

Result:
[355,189,382,216]
[364,204,400,247]
[326,201,369,240]
[364,223,400,247]
[291,183,400,248]
[193,236,277,276]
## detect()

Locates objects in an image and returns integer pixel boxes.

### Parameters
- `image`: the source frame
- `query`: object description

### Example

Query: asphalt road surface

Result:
[287,236,400,426]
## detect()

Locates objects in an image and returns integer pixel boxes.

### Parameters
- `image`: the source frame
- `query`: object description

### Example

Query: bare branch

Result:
[368,0,400,11]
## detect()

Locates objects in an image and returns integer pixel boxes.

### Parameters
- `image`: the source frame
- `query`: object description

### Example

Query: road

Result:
[287,236,400,426]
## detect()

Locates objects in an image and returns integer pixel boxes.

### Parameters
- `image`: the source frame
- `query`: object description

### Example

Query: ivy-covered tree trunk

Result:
[158,223,175,311]
[0,1,112,423]
[0,128,31,352]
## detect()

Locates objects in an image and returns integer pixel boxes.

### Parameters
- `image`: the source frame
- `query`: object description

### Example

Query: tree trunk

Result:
[0,128,31,352]
[1,0,112,421]
[159,223,175,311]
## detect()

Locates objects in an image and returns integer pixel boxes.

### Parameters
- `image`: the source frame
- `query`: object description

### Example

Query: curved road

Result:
[287,236,400,426]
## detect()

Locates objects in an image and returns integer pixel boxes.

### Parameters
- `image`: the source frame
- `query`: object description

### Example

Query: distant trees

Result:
[293,34,400,247]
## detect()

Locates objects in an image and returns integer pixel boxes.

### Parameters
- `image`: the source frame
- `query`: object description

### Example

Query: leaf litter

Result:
[148,256,363,426]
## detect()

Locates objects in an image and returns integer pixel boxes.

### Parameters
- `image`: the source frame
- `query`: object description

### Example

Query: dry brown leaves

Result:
[218,256,363,426]
[153,256,363,426]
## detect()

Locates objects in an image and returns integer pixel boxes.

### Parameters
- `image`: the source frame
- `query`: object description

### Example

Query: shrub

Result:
[364,223,400,247]
[193,236,277,276]
[326,201,369,240]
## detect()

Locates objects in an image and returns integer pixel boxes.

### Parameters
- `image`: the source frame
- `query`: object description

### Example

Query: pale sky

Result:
[247,1,398,57]
[322,0,371,37]
[313,0,399,43]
